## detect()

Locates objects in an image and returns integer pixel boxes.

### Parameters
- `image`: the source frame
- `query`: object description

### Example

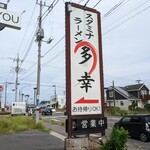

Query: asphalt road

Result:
[0,113,150,150]
[0,130,64,150]
[42,112,150,150]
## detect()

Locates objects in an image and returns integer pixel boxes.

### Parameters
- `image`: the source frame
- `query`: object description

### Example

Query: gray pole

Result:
[36,0,43,123]
[5,81,7,108]
[15,54,19,102]
[53,85,56,109]
[112,81,116,114]
[36,0,43,106]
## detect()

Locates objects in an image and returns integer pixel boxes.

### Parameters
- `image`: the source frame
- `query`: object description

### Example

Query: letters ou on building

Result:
[65,2,107,138]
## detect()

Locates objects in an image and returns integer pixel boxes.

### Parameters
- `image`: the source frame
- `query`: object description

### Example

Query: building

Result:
[39,95,66,109]
[106,83,150,110]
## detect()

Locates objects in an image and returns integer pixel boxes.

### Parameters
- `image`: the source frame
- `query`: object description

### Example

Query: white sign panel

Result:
[70,6,102,115]
[0,8,21,30]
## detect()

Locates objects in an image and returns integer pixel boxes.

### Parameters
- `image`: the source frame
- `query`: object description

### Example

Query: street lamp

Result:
[19,85,30,102]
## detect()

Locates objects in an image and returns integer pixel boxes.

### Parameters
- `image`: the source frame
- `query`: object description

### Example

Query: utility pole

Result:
[36,0,44,106]
[35,0,44,124]
[35,0,54,123]
[36,0,53,106]
[136,79,141,84]
[5,81,7,107]
[112,80,115,114]
[15,54,20,102]
[53,85,57,109]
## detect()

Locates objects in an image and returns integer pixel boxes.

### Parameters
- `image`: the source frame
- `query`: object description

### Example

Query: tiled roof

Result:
[125,83,144,91]
[114,87,137,99]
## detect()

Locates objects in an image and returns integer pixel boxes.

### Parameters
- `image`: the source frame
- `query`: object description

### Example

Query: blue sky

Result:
[0,0,150,105]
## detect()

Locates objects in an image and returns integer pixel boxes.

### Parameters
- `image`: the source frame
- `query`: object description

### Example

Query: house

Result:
[106,83,150,110]
[39,95,66,109]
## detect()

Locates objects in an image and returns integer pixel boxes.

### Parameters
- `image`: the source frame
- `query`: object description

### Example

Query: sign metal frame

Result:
[65,2,106,138]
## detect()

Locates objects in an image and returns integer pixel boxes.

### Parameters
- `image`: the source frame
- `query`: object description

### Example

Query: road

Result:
[42,112,150,150]
[0,130,64,150]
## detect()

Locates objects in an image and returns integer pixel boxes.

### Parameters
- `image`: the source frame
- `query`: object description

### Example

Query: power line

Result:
[103,0,150,31]
[17,3,36,54]
[42,49,64,67]
[42,36,65,57]
[42,0,59,21]
[84,0,90,7]
[103,5,150,35]
[102,0,126,19]
[93,0,102,8]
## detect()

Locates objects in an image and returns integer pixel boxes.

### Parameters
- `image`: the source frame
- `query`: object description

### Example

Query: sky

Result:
[0,0,150,105]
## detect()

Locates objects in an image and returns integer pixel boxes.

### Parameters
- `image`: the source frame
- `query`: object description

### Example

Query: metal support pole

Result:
[33,87,37,107]
[53,85,56,109]
[15,54,19,102]
[36,1,42,107]
[5,81,7,108]
[112,81,115,114]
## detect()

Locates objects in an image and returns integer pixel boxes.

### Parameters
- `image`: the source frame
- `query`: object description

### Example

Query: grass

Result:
[50,119,58,125]
[0,116,49,135]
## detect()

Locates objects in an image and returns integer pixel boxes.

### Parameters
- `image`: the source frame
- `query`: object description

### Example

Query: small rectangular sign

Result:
[73,117,107,131]
[0,8,21,30]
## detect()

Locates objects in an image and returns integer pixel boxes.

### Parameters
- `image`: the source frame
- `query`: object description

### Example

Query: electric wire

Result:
[103,5,150,35]
[93,0,102,8]
[42,0,59,21]
[41,0,56,17]
[42,49,64,67]
[103,0,150,31]
[17,3,36,54]
[42,36,65,57]
[103,0,125,19]
[20,28,37,67]
[19,35,65,81]
[84,0,90,7]
[103,0,131,21]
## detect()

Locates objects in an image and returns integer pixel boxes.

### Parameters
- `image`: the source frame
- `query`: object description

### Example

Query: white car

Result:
[47,107,56,114]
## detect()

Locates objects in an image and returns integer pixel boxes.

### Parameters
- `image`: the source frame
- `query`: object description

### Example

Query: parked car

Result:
[47,107,56,114]
[114,114,150,142]
[41,107,52,115]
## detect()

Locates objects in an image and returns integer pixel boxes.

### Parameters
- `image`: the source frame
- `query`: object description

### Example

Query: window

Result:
[120,101,124,106]
[141,90,147,95]
[109,91,113,98]
[122,117,131,123]
[131,117,141,123]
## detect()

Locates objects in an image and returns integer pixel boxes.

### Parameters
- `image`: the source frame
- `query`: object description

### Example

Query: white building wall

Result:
[50,95,66,109]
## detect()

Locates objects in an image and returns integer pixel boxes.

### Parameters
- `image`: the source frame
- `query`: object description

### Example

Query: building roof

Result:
[114,86,137,99]
[125,83,144,91]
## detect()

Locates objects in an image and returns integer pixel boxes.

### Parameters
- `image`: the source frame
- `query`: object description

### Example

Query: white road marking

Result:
[50,131,66,141]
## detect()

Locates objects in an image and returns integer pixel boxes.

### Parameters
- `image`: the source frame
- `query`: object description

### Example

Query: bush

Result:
[101,127,129,150]
[144,104,150,112]
[105,106,128,116]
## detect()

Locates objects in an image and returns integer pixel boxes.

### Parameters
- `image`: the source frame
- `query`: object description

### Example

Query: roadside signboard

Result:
[65,2,107,137]
[0,2,7,30]
[0,7,21,30]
